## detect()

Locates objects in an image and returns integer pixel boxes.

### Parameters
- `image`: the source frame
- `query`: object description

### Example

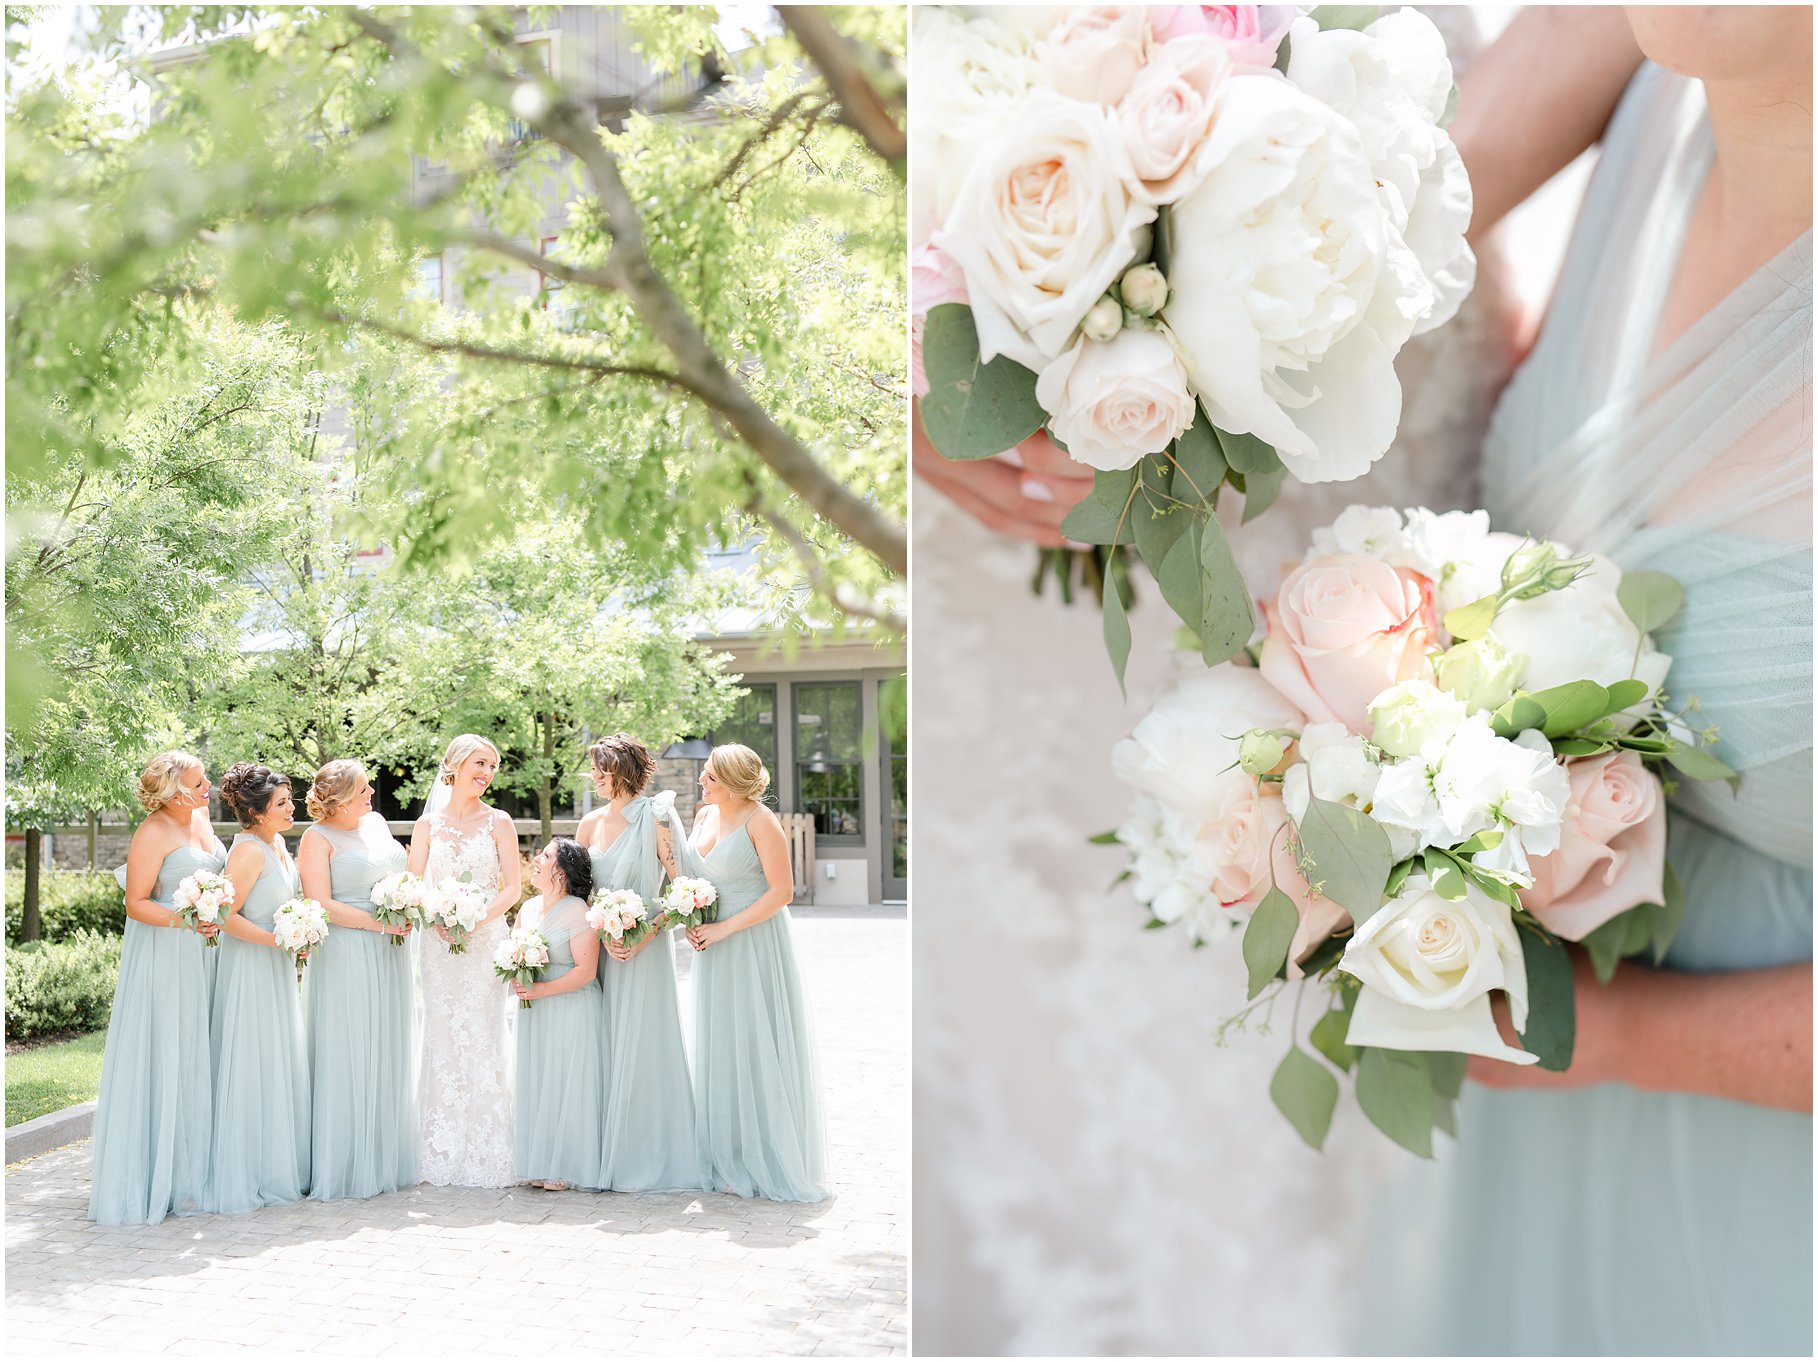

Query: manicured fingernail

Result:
[1021,477,1055,503]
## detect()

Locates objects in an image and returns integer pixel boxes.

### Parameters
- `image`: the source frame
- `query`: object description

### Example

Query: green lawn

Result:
[6,1030,107,1128]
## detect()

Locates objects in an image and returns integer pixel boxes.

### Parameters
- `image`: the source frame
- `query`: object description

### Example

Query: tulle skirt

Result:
[600,928,702,1191]
[206,933,310,1213]
[87,920,213,1225]
[693,909,828,1203]
[516,979,606,1190]
[307,926,418,1200]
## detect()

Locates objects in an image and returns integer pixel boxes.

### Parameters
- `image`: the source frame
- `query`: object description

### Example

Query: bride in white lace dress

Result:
[407,734,522,1188]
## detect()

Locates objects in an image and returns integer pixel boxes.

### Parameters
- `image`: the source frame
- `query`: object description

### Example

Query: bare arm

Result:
[1473,953,1812,1112]
[487,811,522,925]
[406,817,431,876]
[1452,7,1643,244]
[297,829,385,931]
[221,840,278,948]
[655,821,678,881]
[123,824,182,928]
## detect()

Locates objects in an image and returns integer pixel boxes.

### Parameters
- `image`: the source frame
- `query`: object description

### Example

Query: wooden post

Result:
[21,828,44,942]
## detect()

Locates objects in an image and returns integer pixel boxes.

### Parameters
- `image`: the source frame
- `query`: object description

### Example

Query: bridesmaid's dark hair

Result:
[548,837,594,902]
[588,732,654,798]
[220,762,288,827]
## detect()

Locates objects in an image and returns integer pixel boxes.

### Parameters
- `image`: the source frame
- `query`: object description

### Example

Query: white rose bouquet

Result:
[493,924,551,1011]
[661,877,719,931]
[428,880,489,955]
[914,5,1476,674]
[370,871,431,946]
[586,888,654,950]
[172,869,234,947]
[271,897,330,987]
[1110,505,1737,1155]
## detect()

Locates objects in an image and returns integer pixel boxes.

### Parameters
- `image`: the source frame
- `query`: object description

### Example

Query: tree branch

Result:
[743,473,904,634]
[775,8,906,171]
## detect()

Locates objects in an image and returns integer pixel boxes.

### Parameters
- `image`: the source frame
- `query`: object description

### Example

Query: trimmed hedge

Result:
[5,870,126,945]
[5,931,122,1041]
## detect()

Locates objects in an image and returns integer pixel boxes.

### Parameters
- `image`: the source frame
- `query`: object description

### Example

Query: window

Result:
[712,683,779,809]
[412,253,443,304]
[794,681,864,841]
[507,36,554,142]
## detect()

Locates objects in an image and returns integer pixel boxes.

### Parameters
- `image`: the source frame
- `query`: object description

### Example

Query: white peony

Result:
[1368,679,1468,760]
[937,89,1156,369]
[1488,556,1672,703]
[1340,874,1537,1064]
[1284,10,1475,335]
[1035,329,1196,470]
[1163,74,1414,483]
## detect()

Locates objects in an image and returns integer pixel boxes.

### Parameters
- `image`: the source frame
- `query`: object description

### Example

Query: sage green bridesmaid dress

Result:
[514,893,606,1190]
[304,817,417,1200]
[88,838,227,1225]
[205,833,310,1212]
[591,792,702,1191]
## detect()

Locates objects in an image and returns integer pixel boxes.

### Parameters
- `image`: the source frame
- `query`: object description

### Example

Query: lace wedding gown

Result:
[911,13,1518,1350]
[417,812,517,1188]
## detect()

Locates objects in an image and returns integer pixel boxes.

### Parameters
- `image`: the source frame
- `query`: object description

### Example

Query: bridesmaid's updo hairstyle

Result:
[438,733,501,786]
[706,743,770,802]
[137,751,203,813]
[588,732,654,799]
[548,837,594,902]
[306,759,366,821]
[221,762,287,827]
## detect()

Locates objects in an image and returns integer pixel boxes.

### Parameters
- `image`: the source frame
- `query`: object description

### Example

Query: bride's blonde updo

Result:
[306,759,366,821]
[438,733,501,786]
[589,732,654,799]
[137,751,204,813]
[706,743,770,802]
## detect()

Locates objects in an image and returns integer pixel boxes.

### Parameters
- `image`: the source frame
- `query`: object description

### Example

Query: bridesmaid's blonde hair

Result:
[137,750,203,813]
[438,734,501,786]
[706,743,770,802]
[306,759,366,821]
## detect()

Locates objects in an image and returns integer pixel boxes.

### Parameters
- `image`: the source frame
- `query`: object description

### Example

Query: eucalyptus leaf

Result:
[1214,425,1284,477]
[1663,740,1741,792]
[1356,1046,1435,1158]
[1102,563,1132,696]
[1426,1050,1468,1100]
[1515,926,1575,1071]
[1087,829,1120,846]
[1131,497,1191,570]
[1298,932,1349,977]
[918,303,1047,461]
[1616,569,1685,635]
[1431,1094,1458,1137]
[1311,5,1381,33]
[1242,885,1299,999]
[1240,464,1286,524]
[1645,861,1687,964]
[1296,796,1393,922]
[1581,906,1652,984]
[1170,406,1226,506]
[1270,1046,1340,1151]
[1060,495,1133,546]
[1310,997,1359,1072]
[1155,520,1206,633]
[1198,513,1254,665]
[1490,693,1548,739]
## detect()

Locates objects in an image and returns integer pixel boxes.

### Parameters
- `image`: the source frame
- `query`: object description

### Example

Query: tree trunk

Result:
[538,712,555,840]
[21,828,44,943]
[87,811,98,870]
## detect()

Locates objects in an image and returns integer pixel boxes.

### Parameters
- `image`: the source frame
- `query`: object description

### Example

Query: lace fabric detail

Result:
[417,811,516,1188]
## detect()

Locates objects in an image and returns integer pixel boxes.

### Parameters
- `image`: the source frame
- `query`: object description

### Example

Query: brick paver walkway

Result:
[5,906,906,1357]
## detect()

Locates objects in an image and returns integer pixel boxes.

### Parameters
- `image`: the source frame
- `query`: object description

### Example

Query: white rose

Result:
[1340,874,1537,1064]
[1117,35,1232,203]
[1037,6,1149,105]
[909,9,1046,247]
[1488,556,1672,704]
[1163,74,1413,483]
[937,90,1156,368]
[1036,329,1195,471]
[1368,679,1468,759]
[1112,663,1305,823]
[1284,11,1475,334]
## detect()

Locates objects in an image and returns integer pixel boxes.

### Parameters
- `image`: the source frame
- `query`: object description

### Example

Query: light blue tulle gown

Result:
[591,793,703,1191]
[1360,65,1812,1355]
[514,893,606,1190]
[89,837,227,1225]
[205,834,310,1213]
[679,815,829,1203]
[305,817,418,1200]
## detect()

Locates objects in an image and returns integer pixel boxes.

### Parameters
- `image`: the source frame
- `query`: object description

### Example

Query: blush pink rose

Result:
[1037,7,1151,106]
[1150,5,1294,69]
[1197,784,1347,971]
[1519,752,1667,941]
[1118,35,1231,203]
[911,243,969,398]
[1259,555,1437,730]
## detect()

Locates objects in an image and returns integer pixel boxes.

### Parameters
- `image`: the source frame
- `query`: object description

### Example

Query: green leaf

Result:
[1616,569,1685,636]
[1087,829,1120,846]
[1298,932,1349,977]
[1580,906,1652,984]
[1270,1046,1340,1151]
[1154,519,1206,634]
[1131,498,1191,571]
[1102,563,1132,696]
[1515,926,1575,1072]
[1439,82,1459,130]
[1143,917,1168,930]
[1310,997,1359,1072]
[918,304,1046,461]
[1423,847,1468,900]
[1197,513,1254,665]
[1214,425,1283,477]
[1296,796,1393,922]
[1311,5,1381,32]
[1060,495,1133,547]
[1489,692,1548,739]
[1151,203,1175,282]
[1356,1046,1435,1158]
[1169,406,1225,505]
[1645,861,1687,964]
[1528,680,1612,737]
[1240,464,1286,524]
[1663,740,1741,792]
[1242,885,1299,1000]
[1383,857,1416,901]
[1553,737,1613,757]
[1426,1050,1468,1100]
[1452,827,1504,856]
[1604,678,1651,711]
[1432,1093,1458,1137]
[1443,594,1499,642]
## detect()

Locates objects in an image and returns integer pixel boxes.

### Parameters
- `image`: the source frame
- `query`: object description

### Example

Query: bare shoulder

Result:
[225,838,261,868]
[129,816,181,860]
[750,804,786,837]
[576,806,605,839]
[489,806,515,833]
[692,803,718,831]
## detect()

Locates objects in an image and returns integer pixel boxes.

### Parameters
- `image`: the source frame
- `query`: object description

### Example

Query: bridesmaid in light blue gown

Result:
[296,759,418,1200]
[206,762,310,1213]
[1360,19,1811,1355]
[89,751,226,1225]
[679,744,828,1204]
[510,839,606,1191]
[580,733,701,1192]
